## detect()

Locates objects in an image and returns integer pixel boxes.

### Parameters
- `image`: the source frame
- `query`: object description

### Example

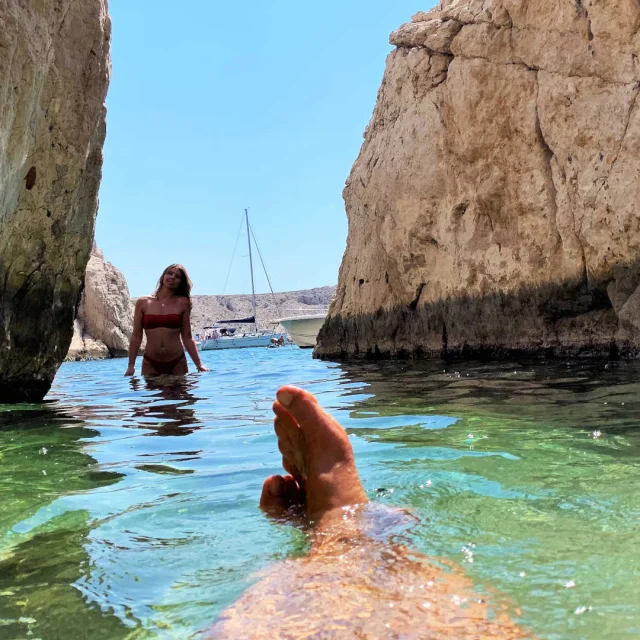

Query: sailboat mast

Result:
[245,208,257,331]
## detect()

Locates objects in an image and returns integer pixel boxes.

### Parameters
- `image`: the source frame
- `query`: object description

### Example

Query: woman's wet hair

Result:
[155,264,193,301]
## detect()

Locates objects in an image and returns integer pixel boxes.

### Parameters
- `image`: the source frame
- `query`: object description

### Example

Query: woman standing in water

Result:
[125,264,209,376]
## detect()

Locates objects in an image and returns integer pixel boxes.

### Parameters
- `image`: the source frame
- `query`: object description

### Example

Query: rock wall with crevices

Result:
[0,0,111,400]
[316,0,640,360]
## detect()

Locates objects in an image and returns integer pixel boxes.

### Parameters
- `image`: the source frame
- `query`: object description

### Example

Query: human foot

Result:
[259,386,368,520]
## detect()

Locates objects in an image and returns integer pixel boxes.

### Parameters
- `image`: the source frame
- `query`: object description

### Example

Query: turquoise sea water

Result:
[1,348,640,639]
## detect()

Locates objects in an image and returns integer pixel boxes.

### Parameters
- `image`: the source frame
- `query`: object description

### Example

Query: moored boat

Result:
[200,209,281,351]
[277,313,327,348]
[201,332,276,350]
[200,320,281,350]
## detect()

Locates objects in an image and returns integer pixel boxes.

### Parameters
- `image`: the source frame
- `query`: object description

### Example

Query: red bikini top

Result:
[143,313,182,330]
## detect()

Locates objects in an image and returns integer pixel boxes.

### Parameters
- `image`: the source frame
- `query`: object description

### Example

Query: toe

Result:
[273,407,308,478]
[260,475,285,512]
[259,474,303,515]
[275,386,347,447]
[275,386,325,432]
[259,475,289,514]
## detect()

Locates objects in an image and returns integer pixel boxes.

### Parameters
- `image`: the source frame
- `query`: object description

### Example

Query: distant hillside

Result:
[190,286,335,335]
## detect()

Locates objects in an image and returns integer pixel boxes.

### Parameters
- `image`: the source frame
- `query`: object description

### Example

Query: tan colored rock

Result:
[390,17,462,53]
[0,0,110,400]
[316,0,640,359]
[67,319,110,361]
[616,283,640,340]
[66,247,133,361]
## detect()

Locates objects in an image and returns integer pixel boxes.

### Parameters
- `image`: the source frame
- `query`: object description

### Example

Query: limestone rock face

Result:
[66,247,134,361]
[0,0,111,400]
[67,319,110,361]
[316,0,640,360]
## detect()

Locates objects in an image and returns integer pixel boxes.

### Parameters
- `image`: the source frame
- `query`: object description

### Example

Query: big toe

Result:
[275,386,346,442]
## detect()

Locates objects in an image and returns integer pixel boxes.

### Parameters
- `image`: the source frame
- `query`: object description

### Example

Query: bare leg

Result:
[208,387,529,639]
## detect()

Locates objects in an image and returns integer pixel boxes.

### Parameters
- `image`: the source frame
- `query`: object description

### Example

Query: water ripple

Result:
[1,351,640,639]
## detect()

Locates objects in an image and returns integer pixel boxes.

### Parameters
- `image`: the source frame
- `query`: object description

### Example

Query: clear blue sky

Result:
[96,0,437,297]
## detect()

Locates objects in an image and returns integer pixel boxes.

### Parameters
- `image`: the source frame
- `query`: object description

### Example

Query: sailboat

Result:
[200,209,282,351]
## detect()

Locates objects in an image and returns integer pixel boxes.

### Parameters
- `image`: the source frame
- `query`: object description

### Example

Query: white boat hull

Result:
[200,334,275,350]
[278,315,327,348]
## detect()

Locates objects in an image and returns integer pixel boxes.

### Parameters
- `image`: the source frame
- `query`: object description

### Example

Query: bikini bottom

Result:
[143,353,187,374]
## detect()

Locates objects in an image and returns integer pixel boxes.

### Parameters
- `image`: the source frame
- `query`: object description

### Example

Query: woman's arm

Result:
[125,299,144,376]
[181,304,209,372]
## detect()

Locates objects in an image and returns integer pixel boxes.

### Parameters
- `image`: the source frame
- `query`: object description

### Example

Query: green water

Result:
[1,350,639,638]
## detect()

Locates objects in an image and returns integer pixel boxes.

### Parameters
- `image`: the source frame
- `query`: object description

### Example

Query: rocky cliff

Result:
[316,0,640,360]
[0,0,111,400]
[67,247,134,361]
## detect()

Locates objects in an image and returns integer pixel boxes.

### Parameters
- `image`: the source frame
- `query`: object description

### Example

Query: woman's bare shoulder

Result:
[135,296,155,309]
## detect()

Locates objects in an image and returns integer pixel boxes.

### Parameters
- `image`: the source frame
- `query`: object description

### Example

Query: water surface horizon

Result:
[1,348,639,638]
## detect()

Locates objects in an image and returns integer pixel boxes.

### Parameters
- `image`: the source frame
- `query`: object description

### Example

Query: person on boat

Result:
[125,264,209,376]
[208,386,528,639]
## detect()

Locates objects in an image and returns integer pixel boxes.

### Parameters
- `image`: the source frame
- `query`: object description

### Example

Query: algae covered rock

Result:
[316,0,640,360]
[0,0,111,400]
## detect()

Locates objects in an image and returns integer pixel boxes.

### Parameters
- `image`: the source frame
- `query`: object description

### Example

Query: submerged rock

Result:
[316,0,640,360]
[0,0,111,400]
[66,247,134,362]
